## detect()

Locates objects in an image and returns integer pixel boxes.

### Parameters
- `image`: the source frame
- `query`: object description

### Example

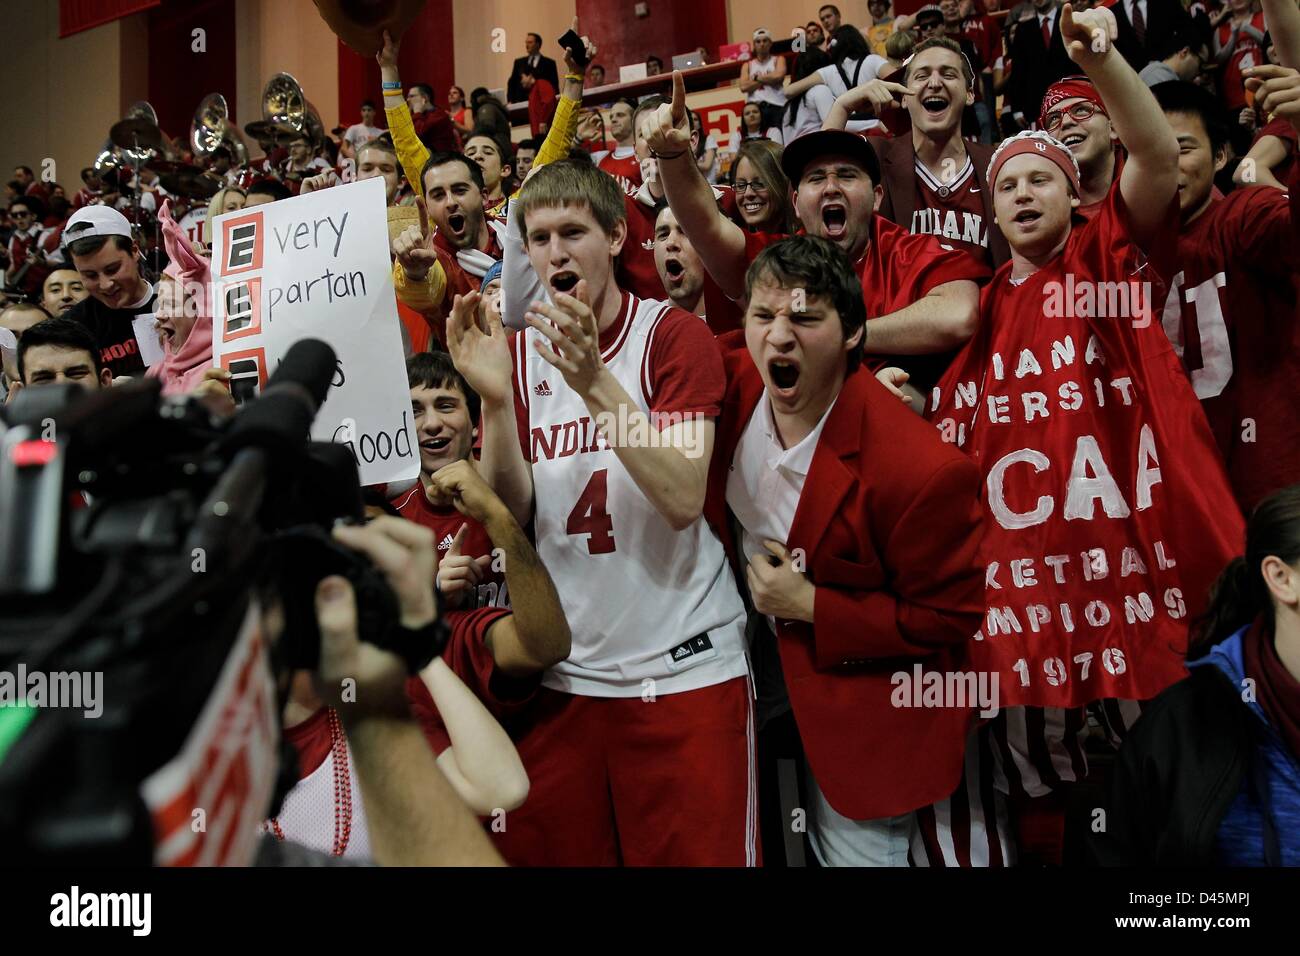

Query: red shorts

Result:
[493,676,758,866]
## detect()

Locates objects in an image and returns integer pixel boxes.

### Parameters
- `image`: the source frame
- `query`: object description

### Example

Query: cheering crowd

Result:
[3,0,1300,868]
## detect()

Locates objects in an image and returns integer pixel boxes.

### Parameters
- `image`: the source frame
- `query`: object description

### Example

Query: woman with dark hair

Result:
[782,48,834,142]
[1096,484,1300,866]
[782,25,890,132]
[738,102,778,143]
[728,139,794,235]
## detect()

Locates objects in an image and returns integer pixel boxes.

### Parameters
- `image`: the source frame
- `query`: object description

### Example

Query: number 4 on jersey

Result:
[568,469,616,554]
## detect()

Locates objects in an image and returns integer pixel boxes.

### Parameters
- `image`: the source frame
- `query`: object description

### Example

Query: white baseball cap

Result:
[61,205,134,249]
[753,28,772,40]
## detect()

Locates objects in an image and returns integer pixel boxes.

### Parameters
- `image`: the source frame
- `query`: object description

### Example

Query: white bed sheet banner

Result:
[209,176,418,487]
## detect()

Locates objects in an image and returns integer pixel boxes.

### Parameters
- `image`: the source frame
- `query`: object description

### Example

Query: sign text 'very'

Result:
[273,211,349,258]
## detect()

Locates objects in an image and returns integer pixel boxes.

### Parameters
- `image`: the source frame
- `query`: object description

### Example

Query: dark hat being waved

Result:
[781,129,881,186]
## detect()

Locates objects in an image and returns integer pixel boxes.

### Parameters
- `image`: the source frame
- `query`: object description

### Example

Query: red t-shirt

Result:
[961,14,1002,73]
[527,79,558,137]
[1167,172,1300,513]
[412,107,460,153]
[928,188,1244,708]
[405,606,525,756]
[743,217,991,391]
[390,483,510,609]
[1217,13,1266,110]
[597,148,642,196]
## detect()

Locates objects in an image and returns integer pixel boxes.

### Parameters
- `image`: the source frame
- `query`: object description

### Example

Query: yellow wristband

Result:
[564,74,583,82]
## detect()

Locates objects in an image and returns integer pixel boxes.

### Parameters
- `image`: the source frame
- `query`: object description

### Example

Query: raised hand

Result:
[432,521,492,608]
[646,71,693,157]
[525,284,605,396]
[392,195,437,281]
[446,290,514,406]
[562,17,597,77]
[299,170,341,195]
[1059,2,1118,70]
[844,79,910,115]
[430,459,510,526]
[1245,65,1300,131]
[377,29,400,71]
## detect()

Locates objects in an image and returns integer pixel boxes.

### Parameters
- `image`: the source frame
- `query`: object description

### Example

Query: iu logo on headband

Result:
[1035,142,1048,152]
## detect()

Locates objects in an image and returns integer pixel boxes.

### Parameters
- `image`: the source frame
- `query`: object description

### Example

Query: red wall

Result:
[337,0,456,129]
[576,0,727,80]
[146,0,237,145]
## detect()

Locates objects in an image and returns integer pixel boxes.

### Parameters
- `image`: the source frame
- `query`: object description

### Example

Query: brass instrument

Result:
[191,93,249,167]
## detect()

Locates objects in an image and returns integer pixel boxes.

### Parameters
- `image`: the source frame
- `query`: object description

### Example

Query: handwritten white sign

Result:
[209,177,418,486]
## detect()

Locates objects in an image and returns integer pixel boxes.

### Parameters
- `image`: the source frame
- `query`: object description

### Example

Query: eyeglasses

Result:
[11,210,31,218]
[733,180,769,195]
[1043,101,1101,133]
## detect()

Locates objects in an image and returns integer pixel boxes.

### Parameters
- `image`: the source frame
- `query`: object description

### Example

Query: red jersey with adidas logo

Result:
[389,483,510,610]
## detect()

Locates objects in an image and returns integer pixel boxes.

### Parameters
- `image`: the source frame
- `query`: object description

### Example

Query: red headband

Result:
[986,131,1082,196]
[1039,76,1107,130]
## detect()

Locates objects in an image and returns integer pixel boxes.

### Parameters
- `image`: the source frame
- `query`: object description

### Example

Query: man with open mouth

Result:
[706,235,986,866]
[1038,75,1122,217]
[445,159,756,866]
[392,151,505,347]
[650,71,987,400]
[922,3,1244,867]
[830,37,1011,271]
[651,203,709,319]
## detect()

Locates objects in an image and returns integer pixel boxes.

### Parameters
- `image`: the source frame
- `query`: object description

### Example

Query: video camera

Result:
[0,340,438,864]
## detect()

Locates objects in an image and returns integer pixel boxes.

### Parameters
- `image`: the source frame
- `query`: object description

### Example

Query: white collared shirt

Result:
[726,394,837,615]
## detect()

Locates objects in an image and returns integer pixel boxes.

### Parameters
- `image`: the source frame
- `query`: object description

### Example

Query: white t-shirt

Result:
[781,84,837,144]
[816,55,888,132]
[344,123,384,150]
[747,54,788,108]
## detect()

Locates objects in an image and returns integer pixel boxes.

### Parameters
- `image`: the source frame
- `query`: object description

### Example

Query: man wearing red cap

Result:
[1038,75,1122,217]
[920,2,1244,866]
[649,71,989,399]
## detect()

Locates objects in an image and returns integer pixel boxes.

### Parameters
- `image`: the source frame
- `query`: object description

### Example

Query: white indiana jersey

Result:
[266,735,372,861]
[514,291,748,697]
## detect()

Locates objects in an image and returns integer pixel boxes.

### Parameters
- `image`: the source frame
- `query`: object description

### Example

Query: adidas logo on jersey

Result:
[438,534,455,551]
[534,380,553,396]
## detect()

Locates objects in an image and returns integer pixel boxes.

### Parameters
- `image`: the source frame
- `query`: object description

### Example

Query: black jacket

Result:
[1110,0,1197,72]
[1005,10,1076,121]
[1090,665,1252,866]
[507,54,559,105]
[65,287,156,379]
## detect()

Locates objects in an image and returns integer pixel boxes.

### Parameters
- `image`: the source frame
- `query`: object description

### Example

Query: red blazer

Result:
[706,348,986,820]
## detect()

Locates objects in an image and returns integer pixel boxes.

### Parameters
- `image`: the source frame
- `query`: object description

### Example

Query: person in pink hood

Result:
[148,200,231,410]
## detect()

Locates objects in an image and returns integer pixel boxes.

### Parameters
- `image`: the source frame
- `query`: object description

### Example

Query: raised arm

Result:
[428,459,571,673]
[862,279,981,355]
[1261,0,1300,68]
[320,518,505,866]
[784,70,826,99]
[822,79,911,130]
[1062,3,1179,247]
[650,72,750,299]
[445,292,535,526]
[377,30,430,192]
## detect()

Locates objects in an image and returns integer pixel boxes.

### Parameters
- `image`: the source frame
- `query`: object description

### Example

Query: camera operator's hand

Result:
[331,516,437,628]
[312,574,410,720]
